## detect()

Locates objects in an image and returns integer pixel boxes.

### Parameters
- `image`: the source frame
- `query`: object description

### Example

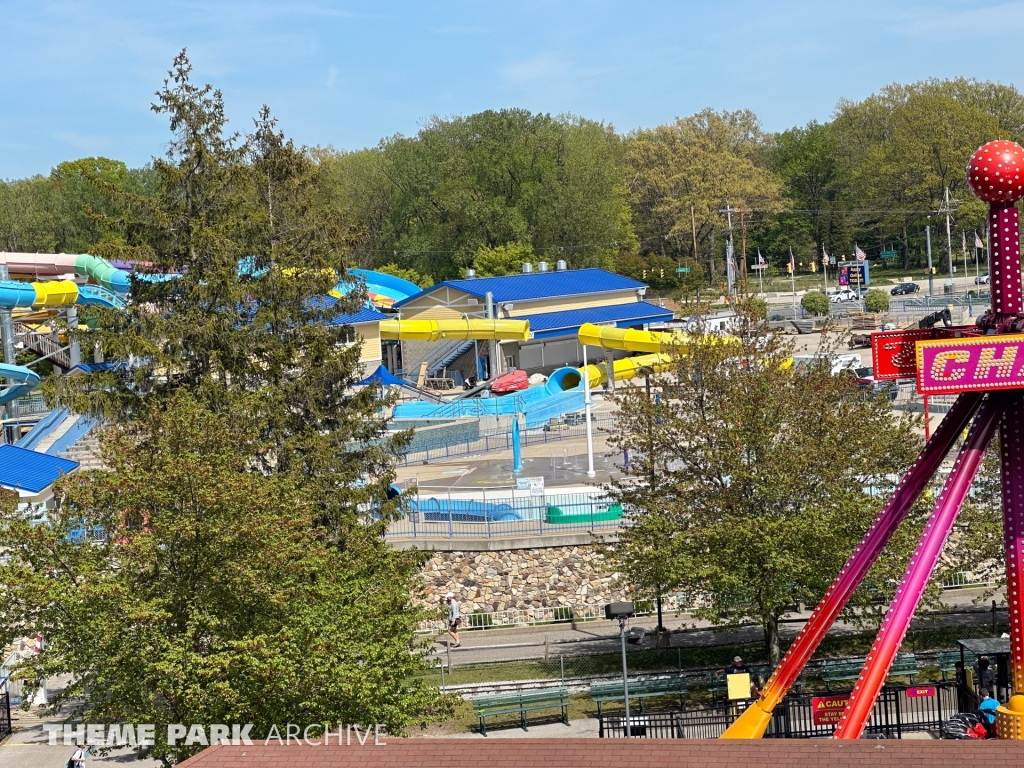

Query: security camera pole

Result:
[606,602,635,736]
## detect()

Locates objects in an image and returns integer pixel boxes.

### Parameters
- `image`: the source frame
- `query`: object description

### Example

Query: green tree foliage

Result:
[319,109,635,280]
[801,291,830,316]
[473,241,535,277]
[376,263,434,288]
[624,109,784,276]
[0,394,441,765]
[608,327,923,664]
[26,52,441,753]
[864,289,890,313]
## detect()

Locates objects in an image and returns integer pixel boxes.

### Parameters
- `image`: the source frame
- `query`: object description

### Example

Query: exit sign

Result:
[880,250,898,260]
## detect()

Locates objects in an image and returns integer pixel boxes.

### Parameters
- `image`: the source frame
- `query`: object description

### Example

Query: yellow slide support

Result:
[31,280,79,307]
[379,318,530,342]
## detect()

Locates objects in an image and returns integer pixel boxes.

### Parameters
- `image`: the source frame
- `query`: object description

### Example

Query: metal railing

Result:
[6,395,50,418]
[599,682,960,739]
[399,416,617,465]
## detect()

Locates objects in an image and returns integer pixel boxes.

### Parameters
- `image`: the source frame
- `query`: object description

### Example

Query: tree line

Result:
[4,77,1022,292]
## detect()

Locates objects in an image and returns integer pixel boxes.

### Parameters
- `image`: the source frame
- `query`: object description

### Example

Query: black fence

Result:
[0,693,10,742]
[599,682,961,739]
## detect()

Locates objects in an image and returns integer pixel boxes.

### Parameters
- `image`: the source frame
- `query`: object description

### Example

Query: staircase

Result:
[401,338,474,379]
[59,431,105,471]
[14,322,70,369]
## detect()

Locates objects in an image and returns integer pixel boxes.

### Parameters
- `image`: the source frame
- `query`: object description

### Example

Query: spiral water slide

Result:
[0,253,130,404]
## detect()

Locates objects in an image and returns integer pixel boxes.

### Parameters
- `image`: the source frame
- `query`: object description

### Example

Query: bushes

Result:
[801,291,829,316]
[864,289,890,313]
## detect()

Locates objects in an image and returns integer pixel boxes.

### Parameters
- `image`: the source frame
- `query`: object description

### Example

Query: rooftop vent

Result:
[465,268,476,279]
[522,263,533,274]
[555,260,567,271]
[538,261,549,272]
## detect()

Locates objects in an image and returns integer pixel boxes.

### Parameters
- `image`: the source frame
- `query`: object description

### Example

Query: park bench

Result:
[821,653,917,689]
[589,675,687,716]
[472,688,569,736]
[937,650,978,680]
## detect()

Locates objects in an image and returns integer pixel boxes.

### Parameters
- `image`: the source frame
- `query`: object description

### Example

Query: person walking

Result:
[445,592,461,648]
[69,742,89,767]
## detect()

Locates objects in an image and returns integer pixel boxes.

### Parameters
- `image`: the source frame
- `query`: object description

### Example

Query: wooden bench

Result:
[472,688,569,736]
[821,654,917,689]
[589,675,687,716]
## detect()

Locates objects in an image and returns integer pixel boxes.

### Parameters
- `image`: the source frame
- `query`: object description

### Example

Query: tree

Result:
[32,51,441,752]
[864,289,890,313]
[327,109,635,280]
[624,109,785,273]
[473,241,535,277]
[0,394,442,765]
[801,291,829,316]
[376,263,434,288]
[608,326,922,665]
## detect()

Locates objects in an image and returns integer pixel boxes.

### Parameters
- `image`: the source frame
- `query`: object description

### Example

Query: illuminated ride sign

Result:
[916,334,1024,395]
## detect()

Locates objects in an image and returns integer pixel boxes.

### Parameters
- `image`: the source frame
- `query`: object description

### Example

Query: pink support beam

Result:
[834,394,1004,739]
[990,202,1023,315]
[1001,395,1024,693]
[722,392,982,738]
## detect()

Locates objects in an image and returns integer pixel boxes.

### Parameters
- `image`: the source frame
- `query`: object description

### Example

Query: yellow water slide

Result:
[379,318,530,342]
[574,323,679,388]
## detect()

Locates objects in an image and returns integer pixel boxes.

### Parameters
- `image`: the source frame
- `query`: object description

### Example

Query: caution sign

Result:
[811,694,850,726]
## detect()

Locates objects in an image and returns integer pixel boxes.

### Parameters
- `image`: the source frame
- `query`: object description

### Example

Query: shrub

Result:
[801,291,830,316]
[864,289,890,313]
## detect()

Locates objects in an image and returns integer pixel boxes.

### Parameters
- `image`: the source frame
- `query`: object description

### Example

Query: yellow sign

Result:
[727,673,752,700]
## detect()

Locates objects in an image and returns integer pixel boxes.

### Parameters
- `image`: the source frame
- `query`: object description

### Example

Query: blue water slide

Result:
[408,497,522,522]
[0,281,40,309]
[0,364,41,405]
[77,284,126,309]
[350,269,422,303]
[391,366,586,426]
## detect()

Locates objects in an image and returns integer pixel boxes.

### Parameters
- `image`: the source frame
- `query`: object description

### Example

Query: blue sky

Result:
[3,0,1024,178]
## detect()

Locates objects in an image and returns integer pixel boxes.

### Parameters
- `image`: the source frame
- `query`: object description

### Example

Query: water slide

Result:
[0,253,131,295]
[0,364,40,406]
[0,279,125,310]
[350,269,421,308]
[379,318,530,342]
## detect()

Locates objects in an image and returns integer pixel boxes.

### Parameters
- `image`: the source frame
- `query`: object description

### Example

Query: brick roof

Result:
[177,738,1024,768]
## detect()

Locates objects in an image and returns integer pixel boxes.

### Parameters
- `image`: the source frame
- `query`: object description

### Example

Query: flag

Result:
[962,231,967,253]
[855,246,866,262]
[975,232,984,249]
[822,248,830,266]
[757,249,765,265]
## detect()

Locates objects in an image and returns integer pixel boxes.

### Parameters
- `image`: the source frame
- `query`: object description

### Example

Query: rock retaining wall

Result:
[419,544,628,612]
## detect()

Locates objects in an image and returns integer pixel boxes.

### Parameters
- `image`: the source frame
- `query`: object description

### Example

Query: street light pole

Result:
[618,616,632,737]
[582,344,595,478]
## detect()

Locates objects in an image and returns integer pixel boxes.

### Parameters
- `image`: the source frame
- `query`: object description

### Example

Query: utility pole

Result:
[690,205,699,268]
[822,244,829,296]
[940,187,957,294]
[721,204,736,298]
[740,209,749,298]
[789,246,796,309]
[925,224,934,297]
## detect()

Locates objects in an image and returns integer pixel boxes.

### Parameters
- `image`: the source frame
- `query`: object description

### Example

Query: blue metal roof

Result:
[331,307,390,325]
[394,268,646,306]
[517,301,674,340]
[0,445,79,494]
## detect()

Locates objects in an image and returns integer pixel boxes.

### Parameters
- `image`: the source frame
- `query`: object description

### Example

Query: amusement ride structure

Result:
[724,139,1024,740]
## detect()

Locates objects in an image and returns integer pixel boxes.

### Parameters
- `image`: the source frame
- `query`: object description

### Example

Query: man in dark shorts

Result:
[445,592,461,647]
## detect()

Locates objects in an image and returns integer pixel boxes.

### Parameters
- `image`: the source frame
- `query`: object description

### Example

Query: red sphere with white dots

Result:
[967,140,1024,203]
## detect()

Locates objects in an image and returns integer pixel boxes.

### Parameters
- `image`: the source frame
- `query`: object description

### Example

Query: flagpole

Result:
[822,245,828,296]
[854,243,862,299]
[975,232,981,287]
[961,230,969,294]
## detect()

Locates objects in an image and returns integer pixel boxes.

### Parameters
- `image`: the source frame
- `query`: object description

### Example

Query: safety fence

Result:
[398,416,617,465]
[0,693,9,742]
[428,609,1010,692]
[387,484,627,540]
[598,682,960,739]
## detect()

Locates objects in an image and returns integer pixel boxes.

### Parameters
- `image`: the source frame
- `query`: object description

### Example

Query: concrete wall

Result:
[418,543,628,613]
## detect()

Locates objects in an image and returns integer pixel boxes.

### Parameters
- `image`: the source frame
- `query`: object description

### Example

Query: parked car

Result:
[829,289,858,303]
[975,272,990,285]
[891,282,920,295]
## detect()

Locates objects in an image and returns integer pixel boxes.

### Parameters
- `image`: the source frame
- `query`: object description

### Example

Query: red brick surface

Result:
[177,738,1024,767]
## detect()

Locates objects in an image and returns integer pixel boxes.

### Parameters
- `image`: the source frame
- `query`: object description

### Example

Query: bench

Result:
[589,675,687,716]
[938,650,978,680]
[472,688,569,736]
[821,654,917,689]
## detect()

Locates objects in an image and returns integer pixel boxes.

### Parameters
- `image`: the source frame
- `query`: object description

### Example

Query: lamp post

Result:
[582,343,595,478]
[606,602,635,736]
